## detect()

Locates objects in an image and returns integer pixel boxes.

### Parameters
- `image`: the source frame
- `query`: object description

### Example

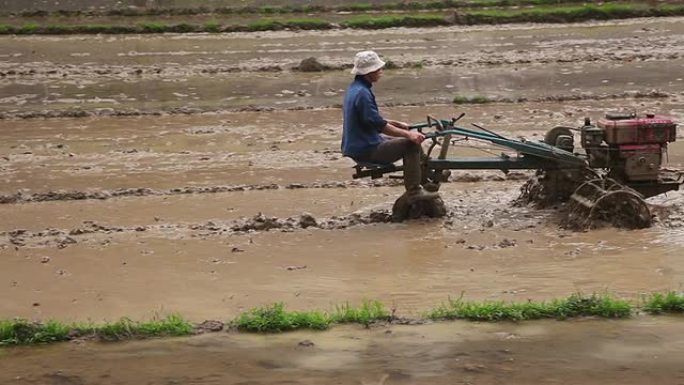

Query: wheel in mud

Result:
[391,195,447,222]
[566,178,652,229]
[588,190,652,229]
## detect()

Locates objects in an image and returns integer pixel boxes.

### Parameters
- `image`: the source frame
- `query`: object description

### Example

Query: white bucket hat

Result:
[350,50,386,75]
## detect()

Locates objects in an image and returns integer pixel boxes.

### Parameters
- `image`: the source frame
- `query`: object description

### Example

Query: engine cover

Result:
[598,114,676,145]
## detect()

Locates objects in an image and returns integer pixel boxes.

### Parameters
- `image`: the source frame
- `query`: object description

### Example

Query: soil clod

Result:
[298,339,315,347]
[194,320,224,334]
[293,57,331,72]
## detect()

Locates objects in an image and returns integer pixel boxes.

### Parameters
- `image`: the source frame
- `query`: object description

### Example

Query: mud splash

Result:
[513,169,684,230]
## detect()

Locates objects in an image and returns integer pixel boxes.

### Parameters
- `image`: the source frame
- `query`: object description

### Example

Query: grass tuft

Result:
[0,319,74,345]
[342,14,448,29]
[204,21,221,33]
[97,314,193,341]
[643,292,684,314]
[0,314,192,345]
[329,300,389,326]
[453,95,493,104]
[236,303,331,332]
[427,293,632,321]
[236,300,388,332]
[4,4,684,35]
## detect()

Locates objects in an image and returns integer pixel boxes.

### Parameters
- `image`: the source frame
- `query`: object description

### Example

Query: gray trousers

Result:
[354,138,422,192]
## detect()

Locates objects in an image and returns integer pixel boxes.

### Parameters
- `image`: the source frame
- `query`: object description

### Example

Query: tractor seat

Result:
[351,161,402,179]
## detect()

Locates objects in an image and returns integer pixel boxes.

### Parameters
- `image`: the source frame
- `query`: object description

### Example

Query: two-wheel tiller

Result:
[353,112,682,227]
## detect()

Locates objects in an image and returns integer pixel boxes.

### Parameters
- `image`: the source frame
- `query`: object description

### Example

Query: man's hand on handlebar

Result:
[406,130,425,144]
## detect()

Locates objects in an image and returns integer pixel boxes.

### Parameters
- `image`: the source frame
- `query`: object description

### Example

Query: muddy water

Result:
[3,18,684,116]
[2,95,684,322]
[2,318,684,384]
[2,179,684,322]
[2,101,683,193]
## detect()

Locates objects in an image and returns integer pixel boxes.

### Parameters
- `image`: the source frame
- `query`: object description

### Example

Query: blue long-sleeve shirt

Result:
[341,76,387,157]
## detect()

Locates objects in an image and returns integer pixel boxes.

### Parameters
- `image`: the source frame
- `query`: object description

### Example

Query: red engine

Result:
[581,112,677,182]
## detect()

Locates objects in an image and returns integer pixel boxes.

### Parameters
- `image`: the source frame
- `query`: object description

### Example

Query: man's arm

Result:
[386,120,410,130]
[381,122,425,144]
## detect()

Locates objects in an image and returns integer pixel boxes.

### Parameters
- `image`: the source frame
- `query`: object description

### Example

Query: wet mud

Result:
[3,18,684,118]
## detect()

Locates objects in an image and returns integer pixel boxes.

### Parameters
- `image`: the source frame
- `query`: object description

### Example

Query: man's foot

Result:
[423,182,440,192]
[405,186,440,202]
[438,170,451,182]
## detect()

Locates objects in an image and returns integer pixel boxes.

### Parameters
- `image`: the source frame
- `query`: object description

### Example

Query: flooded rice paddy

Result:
[2,15,684,385]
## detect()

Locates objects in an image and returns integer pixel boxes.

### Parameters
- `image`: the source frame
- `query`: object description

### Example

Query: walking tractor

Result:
[352,112,682,227]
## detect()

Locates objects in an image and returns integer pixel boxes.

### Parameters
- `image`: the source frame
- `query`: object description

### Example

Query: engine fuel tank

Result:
[598,113,676,145]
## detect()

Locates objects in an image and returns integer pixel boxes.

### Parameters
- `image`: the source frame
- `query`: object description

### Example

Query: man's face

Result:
[365,68,383,83]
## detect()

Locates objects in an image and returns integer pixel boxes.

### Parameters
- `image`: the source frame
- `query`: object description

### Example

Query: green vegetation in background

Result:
[342,14,449,29]
[2,3,684,34]
[245,18,331,31]
[10,0,628,17]
[453,95,493,104]
[462,3,643,23]
[204,21,221,32]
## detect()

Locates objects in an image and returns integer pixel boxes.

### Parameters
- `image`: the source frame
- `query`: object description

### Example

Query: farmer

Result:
[341,50,437,201]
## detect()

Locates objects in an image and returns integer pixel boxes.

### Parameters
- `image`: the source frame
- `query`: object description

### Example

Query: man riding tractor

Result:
[341,50,447,204]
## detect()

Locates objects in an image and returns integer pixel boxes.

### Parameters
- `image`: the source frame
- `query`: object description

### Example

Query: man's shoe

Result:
[423,182,440,192]
[438,170,451,182]
[406,186,440,202]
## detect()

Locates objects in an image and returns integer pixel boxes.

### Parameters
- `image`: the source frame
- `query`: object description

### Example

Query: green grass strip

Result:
[96,314,193,341]
[643,292,684,314]
[245,18,332,32]
[0,314,192,346]
[3,4,684,34]
[235,300,389,332]
[329,301,390,326]
[235,303,331,332]
[426,293,632,321]
[9,0,630,18]
[342,14,449,29]
[460,3,684,24]
[2,293,684,343]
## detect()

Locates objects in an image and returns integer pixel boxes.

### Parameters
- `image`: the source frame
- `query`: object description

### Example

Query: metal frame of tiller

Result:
[353,114,588,180]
